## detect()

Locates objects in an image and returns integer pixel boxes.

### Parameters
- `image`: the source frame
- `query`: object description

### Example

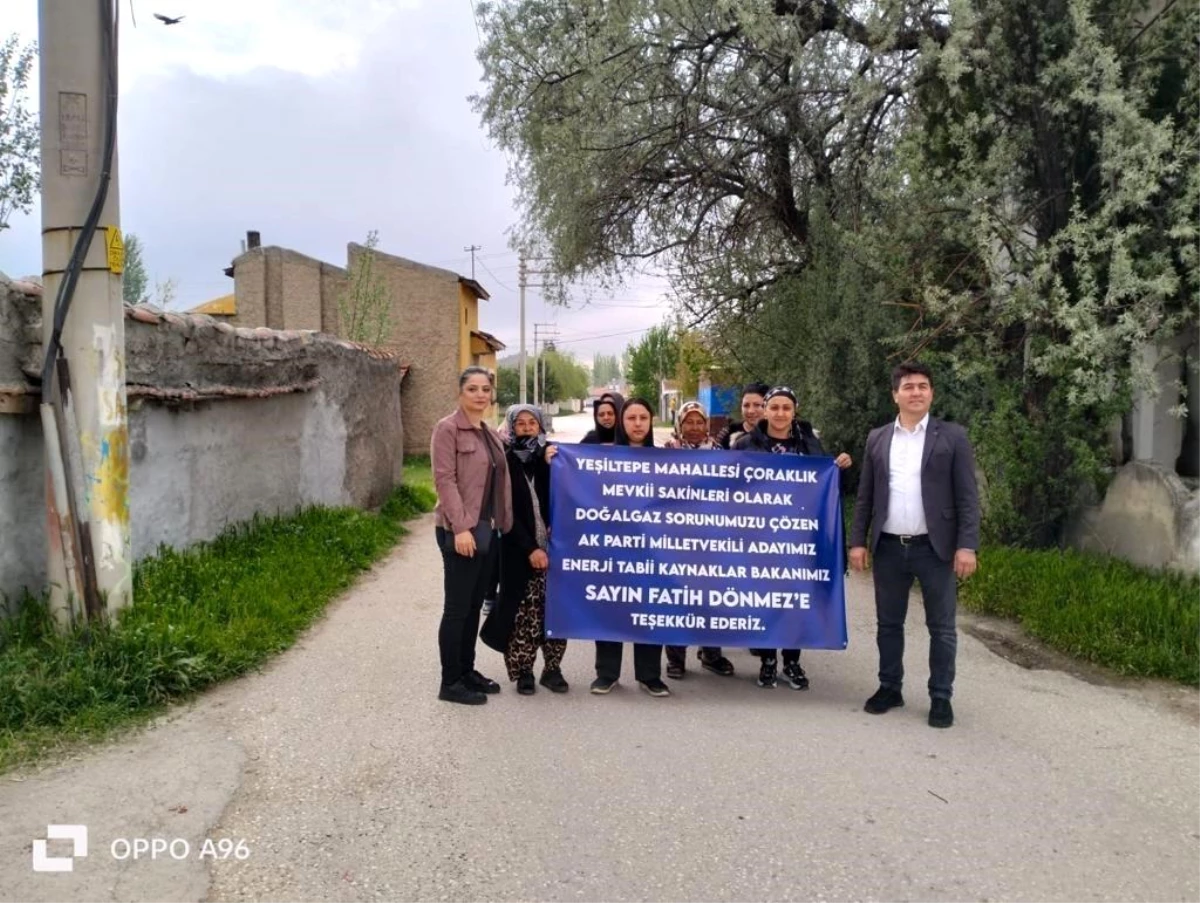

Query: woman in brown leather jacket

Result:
[431,366,513,705]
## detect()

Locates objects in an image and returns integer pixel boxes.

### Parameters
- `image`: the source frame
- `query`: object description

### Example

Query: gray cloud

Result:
[1,2,669,361]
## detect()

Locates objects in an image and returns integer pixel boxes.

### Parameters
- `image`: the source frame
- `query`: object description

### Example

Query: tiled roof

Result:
[186,294,237,316]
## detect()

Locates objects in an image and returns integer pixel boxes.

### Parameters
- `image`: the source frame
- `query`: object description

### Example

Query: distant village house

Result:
[190,231,505,455]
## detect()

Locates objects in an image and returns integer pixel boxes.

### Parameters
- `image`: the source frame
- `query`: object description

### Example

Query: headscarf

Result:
[673,400,714,449]
[754,385,810,448]
[763,385,797,406]
[504,404,546,465]
[589,392,624,444]
[615,396,657,447]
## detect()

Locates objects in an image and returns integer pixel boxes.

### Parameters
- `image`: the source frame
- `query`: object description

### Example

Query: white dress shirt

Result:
[882,413,929,536]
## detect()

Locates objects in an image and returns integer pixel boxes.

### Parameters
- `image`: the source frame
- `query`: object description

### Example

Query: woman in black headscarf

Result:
[590,397,672,698]
[735,385,852,692]
[580,392,624,445]
[481,404,568,695]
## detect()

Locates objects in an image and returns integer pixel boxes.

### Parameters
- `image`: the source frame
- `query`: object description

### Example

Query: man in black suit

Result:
[849,361,980,728]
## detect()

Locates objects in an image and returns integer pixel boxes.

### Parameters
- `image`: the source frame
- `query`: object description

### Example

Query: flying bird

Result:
[153,13,185,25]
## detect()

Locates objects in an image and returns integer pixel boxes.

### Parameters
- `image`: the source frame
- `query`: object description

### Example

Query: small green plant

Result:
[960,547,1200,685]
[338,230,391,346]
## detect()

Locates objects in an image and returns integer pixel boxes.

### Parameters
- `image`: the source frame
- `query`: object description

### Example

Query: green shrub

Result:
[960,546,1200,685]
[0,481,435,771]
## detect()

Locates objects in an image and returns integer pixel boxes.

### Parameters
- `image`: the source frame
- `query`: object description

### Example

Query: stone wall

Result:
[0,276,405,602]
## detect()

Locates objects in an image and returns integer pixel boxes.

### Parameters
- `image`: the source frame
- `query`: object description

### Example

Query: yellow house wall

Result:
[458,284,480,371]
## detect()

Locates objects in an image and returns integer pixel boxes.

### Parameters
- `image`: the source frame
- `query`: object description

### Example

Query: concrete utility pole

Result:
[533,322,560,407]
[518,255,555,405]
[39,0,131,622]
[463,244,481,280]
[518,254,527,403]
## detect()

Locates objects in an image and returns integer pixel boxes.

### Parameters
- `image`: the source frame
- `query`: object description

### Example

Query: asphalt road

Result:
[0,505,1196,901]
[548,410,673,445]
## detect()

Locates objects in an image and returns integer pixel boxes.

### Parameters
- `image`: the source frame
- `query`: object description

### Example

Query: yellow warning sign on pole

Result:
[104,227,125,274]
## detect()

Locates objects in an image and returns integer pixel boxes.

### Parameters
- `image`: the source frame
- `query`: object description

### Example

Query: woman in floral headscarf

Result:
[664,400,717,450]
[663,401,737,680]
[480,404,568,694]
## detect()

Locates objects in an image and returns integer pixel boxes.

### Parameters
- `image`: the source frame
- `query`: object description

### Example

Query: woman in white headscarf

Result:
[663,401,737,679]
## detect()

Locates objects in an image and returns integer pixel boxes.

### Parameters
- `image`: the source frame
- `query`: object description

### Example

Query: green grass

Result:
[960,546,1200,685]
[403,453,434,497]
[0,481,435,772]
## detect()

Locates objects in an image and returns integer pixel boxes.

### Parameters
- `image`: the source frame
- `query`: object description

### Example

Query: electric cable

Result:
[41,0,120,390]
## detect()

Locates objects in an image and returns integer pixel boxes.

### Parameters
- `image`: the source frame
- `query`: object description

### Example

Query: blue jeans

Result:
[872,534,957,699]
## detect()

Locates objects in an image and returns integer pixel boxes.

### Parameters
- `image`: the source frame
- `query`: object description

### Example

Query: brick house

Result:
[193,235,505,456]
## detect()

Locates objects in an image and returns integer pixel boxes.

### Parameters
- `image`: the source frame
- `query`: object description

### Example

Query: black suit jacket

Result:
[849,416,980,562]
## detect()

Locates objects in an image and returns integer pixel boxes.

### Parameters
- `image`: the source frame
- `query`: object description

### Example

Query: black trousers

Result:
[750,648,801,665]
[595,641,662,683]
[436,527,499,687]
[665,646,723,666]
[872,534,957,700]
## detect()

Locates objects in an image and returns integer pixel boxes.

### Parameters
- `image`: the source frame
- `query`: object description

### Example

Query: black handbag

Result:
[444,430,499,557]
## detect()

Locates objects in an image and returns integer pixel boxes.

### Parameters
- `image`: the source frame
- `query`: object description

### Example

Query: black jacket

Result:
[480,450,552,653]
[580,392,624,444]
[735,419,847,572]
[732,419,825,456]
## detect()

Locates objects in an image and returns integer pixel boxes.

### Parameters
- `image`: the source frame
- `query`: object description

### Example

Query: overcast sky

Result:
[0,0,672,363]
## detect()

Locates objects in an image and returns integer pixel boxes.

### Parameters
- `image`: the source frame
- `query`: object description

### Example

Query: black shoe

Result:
[698,650,735,676]
[590,676,617,695]
[639,678,671,697]
[438,679,487,705]
[516,672,536,695]
[781,662,809,690]
[540,668,569,693]
[929,698,954,728]
[462,670,501,694]
[864,686,905,714]
[666,660,685,680]
[757,657,778,688]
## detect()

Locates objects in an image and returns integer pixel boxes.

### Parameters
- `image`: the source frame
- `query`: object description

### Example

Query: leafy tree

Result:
[541,346,589,402]
[150,277,177,309]
[339,230,392,346]
[122,233,148,304]
[496,365,530,409]
[894,0,1198,544]
[475,0,1198,546]
[0,34,38,232]
[674,327,716,398]
[592,352,622,385]
[626,324,679,410]
[473,1,924,303]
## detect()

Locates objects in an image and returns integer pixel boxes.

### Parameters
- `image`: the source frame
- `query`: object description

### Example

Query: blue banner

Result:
[545,444,848,649]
